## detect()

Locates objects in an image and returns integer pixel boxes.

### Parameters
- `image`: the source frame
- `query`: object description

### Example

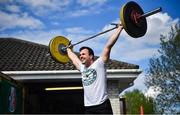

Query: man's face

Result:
[79,49,92,64]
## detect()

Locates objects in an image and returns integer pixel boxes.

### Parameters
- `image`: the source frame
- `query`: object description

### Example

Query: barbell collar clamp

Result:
[61,46,67,54]
[60,40,73,53]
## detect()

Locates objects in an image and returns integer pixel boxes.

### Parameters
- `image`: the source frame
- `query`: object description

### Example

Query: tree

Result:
[145,24,180,114]
[122,89,154,114]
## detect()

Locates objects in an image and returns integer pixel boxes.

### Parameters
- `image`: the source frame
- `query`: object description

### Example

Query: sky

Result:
[0,0,180,94]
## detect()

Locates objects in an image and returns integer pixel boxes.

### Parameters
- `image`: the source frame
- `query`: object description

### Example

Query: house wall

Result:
[108,80,120,114]
[108,80,130,114]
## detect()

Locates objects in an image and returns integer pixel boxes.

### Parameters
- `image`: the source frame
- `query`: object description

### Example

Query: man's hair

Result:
[79,46,94,59]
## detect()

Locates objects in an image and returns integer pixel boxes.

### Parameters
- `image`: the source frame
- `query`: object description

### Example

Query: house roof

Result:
[0,38,139,71]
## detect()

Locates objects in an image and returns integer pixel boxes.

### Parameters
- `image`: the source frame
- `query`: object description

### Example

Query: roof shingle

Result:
[0,38,139,71]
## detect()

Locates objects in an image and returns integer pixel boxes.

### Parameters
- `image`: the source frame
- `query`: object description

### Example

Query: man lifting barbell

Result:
[66,25,123,114]
[49,1,162,64]
[49,1,162,114]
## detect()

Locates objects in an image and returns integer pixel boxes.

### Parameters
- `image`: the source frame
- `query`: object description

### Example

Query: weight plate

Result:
[49,36,71,63]
[120,1,147,38]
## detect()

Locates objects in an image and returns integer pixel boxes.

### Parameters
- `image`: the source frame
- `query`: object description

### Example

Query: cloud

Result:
[1,0,108,20]
[22,0,70,10]
[145,86,161,98]
[66,0,108,17]
[65,27,93,34]
[120,74,161,97]
[0,11,44,31]
[120,72,147,95]
[21,0,107,17]
[67,9,94,17]
[0,29,64,45]
[18,0,71,16]
[145,12,179,45]
[77,0,107,7]
[0,26,94,46]
[5,5,21,13]
[119,48,159,61]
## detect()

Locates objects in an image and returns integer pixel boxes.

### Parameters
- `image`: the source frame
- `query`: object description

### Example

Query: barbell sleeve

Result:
[140,7,162,18]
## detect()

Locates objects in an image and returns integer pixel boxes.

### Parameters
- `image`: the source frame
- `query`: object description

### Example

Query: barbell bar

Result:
[72,24,119,47]
[49,1,162,63]
[62,23,119,51]
[65,6,162,49]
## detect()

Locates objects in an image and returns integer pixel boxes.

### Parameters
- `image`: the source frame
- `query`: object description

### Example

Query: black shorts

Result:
[84,99,113,114]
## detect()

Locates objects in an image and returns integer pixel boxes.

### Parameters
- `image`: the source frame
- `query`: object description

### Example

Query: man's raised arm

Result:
[101,25,123,63]
[67,48,82,71]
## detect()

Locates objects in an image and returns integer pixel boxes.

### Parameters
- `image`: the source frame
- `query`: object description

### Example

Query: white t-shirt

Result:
[80,57,108,107]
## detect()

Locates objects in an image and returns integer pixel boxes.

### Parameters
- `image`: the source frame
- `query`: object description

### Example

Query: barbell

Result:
[49,1,162,63]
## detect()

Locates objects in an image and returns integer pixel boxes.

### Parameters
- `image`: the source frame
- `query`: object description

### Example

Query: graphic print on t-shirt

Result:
[82,69,97,86]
